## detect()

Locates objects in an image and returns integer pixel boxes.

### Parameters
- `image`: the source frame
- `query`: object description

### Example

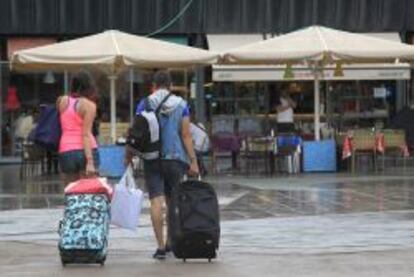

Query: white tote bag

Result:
[110,166,143,231]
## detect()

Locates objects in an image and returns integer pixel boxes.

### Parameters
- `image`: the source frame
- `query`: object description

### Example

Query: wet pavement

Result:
[2,164,414,276]
[2,164,414,219]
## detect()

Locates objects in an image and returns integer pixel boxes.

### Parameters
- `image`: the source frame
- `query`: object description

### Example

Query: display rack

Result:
[331,82,390,130]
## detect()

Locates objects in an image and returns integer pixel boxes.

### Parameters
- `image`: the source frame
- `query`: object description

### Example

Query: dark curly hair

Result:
[70,70,98,102]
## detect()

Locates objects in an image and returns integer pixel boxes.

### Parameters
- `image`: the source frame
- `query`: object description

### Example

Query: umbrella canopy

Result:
[10,30,218,142]
[221,26,414,141]
[222,26,414,65]
[11,30,219,74]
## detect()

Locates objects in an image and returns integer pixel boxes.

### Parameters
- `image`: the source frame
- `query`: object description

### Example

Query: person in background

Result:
[15,109,32,141]
[57,70,100,186]
[276,87,297,133]
[125,70,199,260]
[190,110,210,176]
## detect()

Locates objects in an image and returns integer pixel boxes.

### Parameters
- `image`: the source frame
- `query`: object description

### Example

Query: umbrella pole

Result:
[109,75,117,143]
[64,71,69,95]
[129,69,134,124]
[0,62,2,157]
[314,69,321,141]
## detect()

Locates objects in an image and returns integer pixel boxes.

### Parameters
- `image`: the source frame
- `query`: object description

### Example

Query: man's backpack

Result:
[127,94,171,160]
[31,105,62,151]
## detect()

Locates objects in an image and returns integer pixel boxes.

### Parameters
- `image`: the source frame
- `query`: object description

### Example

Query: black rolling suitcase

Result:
[168,179,220,262]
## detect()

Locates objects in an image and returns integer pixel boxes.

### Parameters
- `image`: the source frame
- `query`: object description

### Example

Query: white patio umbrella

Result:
[222,25,414,140]
[10,30,219,141]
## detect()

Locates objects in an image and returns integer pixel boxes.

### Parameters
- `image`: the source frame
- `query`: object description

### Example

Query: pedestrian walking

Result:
[126,70,199,260]
[58,70,100,186]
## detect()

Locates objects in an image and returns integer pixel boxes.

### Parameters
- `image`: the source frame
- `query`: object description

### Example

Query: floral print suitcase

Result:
[58,194,110,266]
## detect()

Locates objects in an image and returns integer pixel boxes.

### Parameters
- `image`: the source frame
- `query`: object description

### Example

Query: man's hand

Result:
[124,146,134,167]
[188,159,199,177]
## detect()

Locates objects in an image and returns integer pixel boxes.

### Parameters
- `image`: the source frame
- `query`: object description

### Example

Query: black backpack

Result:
[127,94,171,160]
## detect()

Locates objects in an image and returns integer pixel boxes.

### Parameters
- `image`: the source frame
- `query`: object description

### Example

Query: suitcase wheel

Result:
[208,258,211,263]
[183,258,186,263]
[98,257,106,266]
[61,258,68,267]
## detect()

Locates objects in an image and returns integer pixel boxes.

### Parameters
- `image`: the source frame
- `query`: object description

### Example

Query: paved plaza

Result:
[1,164,414,276]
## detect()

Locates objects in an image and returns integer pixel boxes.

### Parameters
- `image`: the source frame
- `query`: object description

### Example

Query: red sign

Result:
[7,38,56,59]
[5,86,20,111]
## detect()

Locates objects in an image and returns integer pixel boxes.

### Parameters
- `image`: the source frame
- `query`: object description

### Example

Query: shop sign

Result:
[213,65,410,82]
[373,87,387,98]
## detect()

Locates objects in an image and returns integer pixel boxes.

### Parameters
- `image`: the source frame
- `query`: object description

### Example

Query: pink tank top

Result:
[59,97,98,153]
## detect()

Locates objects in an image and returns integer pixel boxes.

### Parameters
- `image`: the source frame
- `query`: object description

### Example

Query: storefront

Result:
[207,33,411,138]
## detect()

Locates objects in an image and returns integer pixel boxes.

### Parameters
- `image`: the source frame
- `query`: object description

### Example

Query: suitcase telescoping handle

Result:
[183,174,202,182]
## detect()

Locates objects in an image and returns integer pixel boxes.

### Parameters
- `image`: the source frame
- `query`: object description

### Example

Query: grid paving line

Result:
[274,190,347,214]
[343,188,414,212]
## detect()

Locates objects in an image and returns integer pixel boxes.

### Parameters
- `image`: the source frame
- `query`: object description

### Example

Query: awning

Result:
[362,33,401,42]
[207,34,264,52]
[155,35,188,46]
[209,33,410,82]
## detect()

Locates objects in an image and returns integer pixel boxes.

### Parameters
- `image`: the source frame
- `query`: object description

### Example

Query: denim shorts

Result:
[59,149,100,175]
[143,160,188,199]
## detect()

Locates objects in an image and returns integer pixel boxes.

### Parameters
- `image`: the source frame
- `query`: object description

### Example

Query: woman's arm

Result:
[276,97,297,112]
[79,99,97,174]
[276,105,291,113]
[56,95,68,112]
[286,97,297,109]
[181,117,199,176]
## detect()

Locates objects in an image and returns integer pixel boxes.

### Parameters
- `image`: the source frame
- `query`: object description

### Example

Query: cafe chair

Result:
[379,129,408,171]
[211,117,238,174]
[351,130,377,173]
[242,136,274,176]
[20,142,46,179]
[274,134,302,174]
[211,134,241,175]
[336,131,350,170]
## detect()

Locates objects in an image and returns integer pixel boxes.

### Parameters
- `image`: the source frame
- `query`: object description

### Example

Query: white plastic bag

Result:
[110,166,143,231]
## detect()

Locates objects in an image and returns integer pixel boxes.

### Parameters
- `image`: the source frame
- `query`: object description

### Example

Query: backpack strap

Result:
[144,93,171,114]
[155,93,172,115]
[154,93,171,162]
[193,122,207,134]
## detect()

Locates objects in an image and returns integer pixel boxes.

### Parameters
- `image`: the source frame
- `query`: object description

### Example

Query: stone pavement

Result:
[1,241,414,277]
[2,208,414,277]
[2,164,414,276]
[2,209,414,276]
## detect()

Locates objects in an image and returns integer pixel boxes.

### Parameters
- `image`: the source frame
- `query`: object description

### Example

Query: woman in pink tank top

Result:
[58,71,99,185]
